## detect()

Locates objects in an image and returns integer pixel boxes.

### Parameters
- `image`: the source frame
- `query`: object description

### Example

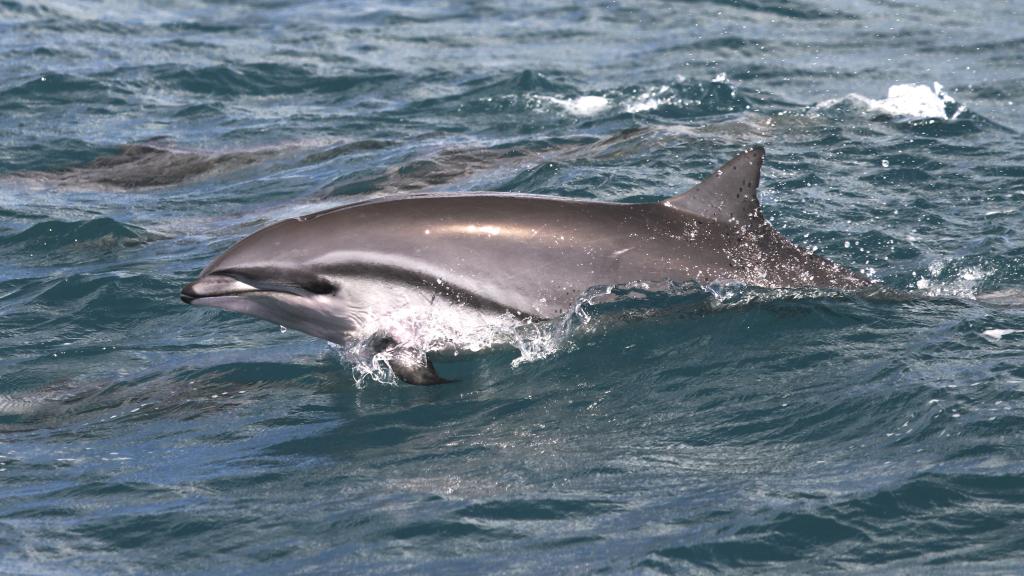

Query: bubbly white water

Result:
[981,328,1021,342]
[537,95,611,116]
[335,298,592,386]
[623,85,674,113]
[333,281,714,386]
[913,262,991,300]
[533,74,735,117]
[816,82,965,121]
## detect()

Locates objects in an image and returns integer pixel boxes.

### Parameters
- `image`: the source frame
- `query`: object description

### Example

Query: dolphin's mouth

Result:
[181,274,261,304]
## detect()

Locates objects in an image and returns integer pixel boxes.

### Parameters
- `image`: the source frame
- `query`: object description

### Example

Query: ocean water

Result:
[2,0,1024,573]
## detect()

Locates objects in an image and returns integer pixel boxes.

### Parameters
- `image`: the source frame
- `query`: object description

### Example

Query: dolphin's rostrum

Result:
[182,147,869,384]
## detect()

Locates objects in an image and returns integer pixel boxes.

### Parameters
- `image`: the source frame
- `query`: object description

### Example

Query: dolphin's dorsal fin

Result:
[664,146,765,226]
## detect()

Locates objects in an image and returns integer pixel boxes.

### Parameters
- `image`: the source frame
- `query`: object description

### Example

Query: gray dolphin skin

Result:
[182,147,869,384]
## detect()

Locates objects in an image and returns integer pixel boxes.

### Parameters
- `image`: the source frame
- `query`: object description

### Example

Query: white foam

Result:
[533,85,679,116]
[981,329,1021,342]
[336,296,588,386]
[624,85,673,113]
[913,263,989,299]
[535,74,740,117]
[337,281,712,385]
[816,82,965,121]
[537,95,610,116]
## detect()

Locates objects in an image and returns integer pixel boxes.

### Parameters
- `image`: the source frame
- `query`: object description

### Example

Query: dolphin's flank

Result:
[182,147,869,384]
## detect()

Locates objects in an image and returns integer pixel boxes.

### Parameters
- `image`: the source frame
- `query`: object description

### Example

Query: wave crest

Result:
[815,82,965,121]
[533,75,749,119]
[0,218,158,253]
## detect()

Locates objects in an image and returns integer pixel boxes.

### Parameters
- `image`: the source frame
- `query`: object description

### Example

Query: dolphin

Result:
[15,142,281,190]
[181,146,869,384]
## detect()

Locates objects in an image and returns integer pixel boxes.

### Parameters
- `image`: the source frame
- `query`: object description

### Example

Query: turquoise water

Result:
[2,1,1024,573]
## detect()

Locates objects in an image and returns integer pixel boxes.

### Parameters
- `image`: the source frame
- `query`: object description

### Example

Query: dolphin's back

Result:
[211,190,864,318]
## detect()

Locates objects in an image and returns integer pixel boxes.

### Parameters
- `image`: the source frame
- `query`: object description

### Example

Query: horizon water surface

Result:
[2,0,1024,574]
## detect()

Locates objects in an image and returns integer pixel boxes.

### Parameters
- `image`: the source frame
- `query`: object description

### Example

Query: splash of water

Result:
[911,260,991,299]
[531,74,739,118]
[334,298,596,386]
[335,278,823,386]
[815,82,966,121]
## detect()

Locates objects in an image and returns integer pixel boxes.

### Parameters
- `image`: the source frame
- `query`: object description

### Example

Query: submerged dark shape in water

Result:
[182,147,869,384]
[19,142,278,189]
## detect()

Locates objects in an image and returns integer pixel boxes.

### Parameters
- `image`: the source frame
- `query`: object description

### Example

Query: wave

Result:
[0,218,160,259]
[154,63,400,99]
[534,74,749,119]
[0,138,125,174]
[314,126,736,200]
[315,134,600,199]
[814,82,965,121]
[898,254,1024,302]
[709,0,855,20]
[0,73,130,111]
[402,70,574,116]
[402,71,750,123]
[649,472,1024,570]
[0,0,63,18]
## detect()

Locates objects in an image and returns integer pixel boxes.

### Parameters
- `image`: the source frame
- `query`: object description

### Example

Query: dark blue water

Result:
[2,1,1024,573]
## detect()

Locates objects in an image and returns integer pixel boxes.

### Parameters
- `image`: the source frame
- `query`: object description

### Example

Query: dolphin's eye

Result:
[302,277,335,295]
